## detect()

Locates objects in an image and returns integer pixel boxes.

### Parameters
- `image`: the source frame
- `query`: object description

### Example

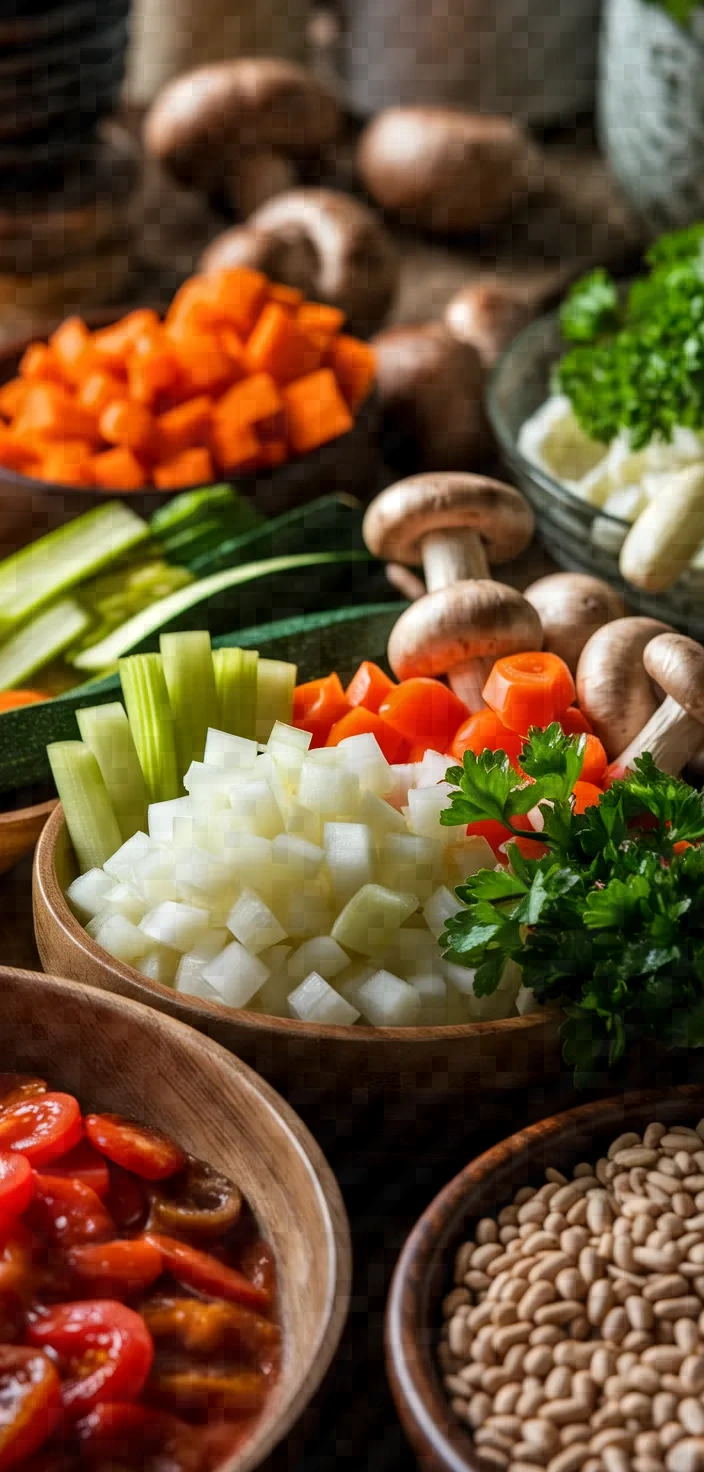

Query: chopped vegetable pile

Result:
[0,267,375,490]
[0,1072,278,1469]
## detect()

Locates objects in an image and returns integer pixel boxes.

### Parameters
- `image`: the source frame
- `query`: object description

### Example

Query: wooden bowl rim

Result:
[0,795,56,827]
[1,961,352,1472]
[36,802,556,1047]
[385,1083,704,1472]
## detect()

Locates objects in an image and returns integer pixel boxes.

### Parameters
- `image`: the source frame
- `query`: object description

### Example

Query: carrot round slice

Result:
[482,652,576,734]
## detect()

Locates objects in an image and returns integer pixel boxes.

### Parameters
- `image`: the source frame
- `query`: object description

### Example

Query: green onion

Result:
[0,501,149,636]
[70,551,370,673]
[0,598,90,689]
[255,658,297,742]
[48,741,122,873]
[159,631,218,769]
[76,702,149,843]
[213,647,259,739]
[118,653,179,804]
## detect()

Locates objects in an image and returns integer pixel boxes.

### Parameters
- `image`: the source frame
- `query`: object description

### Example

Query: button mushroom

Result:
[576,616,675,759]
[444,268,569,369]
[612,632,704,777]
[619,464,704,593]
[370,323,485,472]
[200,188,399,337]
[357,107,543,235]
[143,58,341,210]
[523,572,626,676]
[363,472,540,709]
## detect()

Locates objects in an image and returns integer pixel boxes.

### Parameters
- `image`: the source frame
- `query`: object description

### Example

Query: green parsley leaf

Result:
[440,748,520,828]
[560,268,620,343]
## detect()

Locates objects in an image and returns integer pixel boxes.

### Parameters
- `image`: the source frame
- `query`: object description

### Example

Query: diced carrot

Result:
[282,368,353,455]
[173,333,237,398]
[451,708,525,767]
[579,733,608,787]
[268,283,304,310]
[99,400,157,459]
[215,372,284,429]
[128,329,181,406]
[39,441,96,487]
[18,342,64,384]
[256,440,288,469]
[0,427,38,472]
[673,840,694,855]
[211,421,261,473]
[296,303,345,340]
[50,316,99,383]
[164,279,219,339]
[561,707,593,736]
[0,378,28,418]
[157,396,213,458]
[203,268,269,336]
[78,371,126,415]
[13,382,98,442]
[345,661,396,713]
[91,446,146,491]
[329,335,376,411]
[153,447,214,489]
[293,674,350,747]
[572,781,603,814]
[245,304,322,385]
[483,652,576,735]
[326,706,409,762]
[93,310,160,370]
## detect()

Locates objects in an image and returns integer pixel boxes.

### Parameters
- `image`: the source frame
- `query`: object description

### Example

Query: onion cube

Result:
[287,935,350,986]
[228,779,283,838]
[103,832,156,884]
[175,971,222,1003]
[338,961,378,1012]
[250,947,294,1017]
[279,878,335,940]
[386,763,420,810]
[355,790,406,838]
[409,972,447,1025]
[226,888,287,954]
[285,799,323,845]
[324,822,375,906]
[335,732,393,796]
[102,883,147,926]
[136,948,180,986]
[140,901,210,953]
[356,969,422,1027]
[174,929,229,995]
[272,833,324,880]
[423,885,459,941]
[442,959,477,997]
[92,913,151,965]
[202,941,270,1008]
[417,749,451,787]
[148,797,197,844]
[171,847,234,906]
[378,832,441,903]
[66,868,115,920]
[297,760,360,818]
[183,762,233,805]
[203,729,258,769]
[331,884,419,956]
[407,784,453,839]
[287,972,360,1025]
[516,984,540,1016]
[443,834,495,884]
[267,721,312,756]
[381,921,444,979]
[129,848,178,906]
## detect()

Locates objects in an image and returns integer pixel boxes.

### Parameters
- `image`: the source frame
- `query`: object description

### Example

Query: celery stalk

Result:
[118,653,179,804]
[159,631,218,769]
[70,551,370,672]
[0,598,90,689]
[76,702,149,843]
[48,741,122,873]
[213,647,259,739]
[255,658,297,742]
[0,502,149,636]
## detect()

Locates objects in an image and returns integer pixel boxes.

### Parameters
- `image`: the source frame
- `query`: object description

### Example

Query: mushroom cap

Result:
[201,188,399,337]
[143,59,341,192]
[444,279,535,368]
[523,572,626,674]
[643,633,704,724]
[370,324,486,472]
[363,472,535,567]
[387,580,542,681]
[576,616,675,758]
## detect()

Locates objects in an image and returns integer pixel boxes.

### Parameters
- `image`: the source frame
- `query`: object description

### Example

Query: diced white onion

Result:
[423,885,459,940]
[203,729,258,769]
[226,888,287,954]
[331,884,418,956]
[286,935,349,985]
[202,940,270,1008]
[66,868,115,920]
[140,901,210,953]
[356,969,422,1027]
[287,972,360,1025]
[323,822,375,907]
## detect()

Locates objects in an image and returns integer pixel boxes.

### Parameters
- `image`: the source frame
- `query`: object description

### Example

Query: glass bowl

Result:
[486,310,704,640]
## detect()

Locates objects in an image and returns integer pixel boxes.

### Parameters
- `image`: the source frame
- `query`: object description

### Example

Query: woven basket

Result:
[599,0,704,230]
[339,0,601,123]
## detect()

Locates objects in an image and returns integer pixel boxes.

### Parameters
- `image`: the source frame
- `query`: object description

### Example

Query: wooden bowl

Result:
[1,963,351,1472]
[33,802,562,1101]
[0,792,55,876]
[385,1084,704,1472]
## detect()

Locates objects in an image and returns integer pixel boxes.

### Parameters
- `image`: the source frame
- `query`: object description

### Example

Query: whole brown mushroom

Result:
[357,107,544,235]
[523,572,626,676]
[371,323,485,472]
[143,58,341,208]
[575,616,675,759]
[444,269,568,369]
[200,188,399,337]
[612,633,704,778]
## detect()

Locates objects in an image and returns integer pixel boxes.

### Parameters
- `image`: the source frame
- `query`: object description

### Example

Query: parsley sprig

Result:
[440,728,704,1086]
[554,225,704,449]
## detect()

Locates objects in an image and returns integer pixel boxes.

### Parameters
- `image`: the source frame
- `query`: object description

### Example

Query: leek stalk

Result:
[0,598,90,689]
[213,647,259,739]
[159,631,218,769]
[118,653,179,804]
[255,658,297,742]
[76,702,149,842]
[48,741,122,873]
[0,501,149,635]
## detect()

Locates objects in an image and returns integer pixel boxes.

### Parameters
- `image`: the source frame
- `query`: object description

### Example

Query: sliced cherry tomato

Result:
[238,1236,277,1304]
[104,1166,147,1234]
[292,673,350,747]
[0,1346,61,1470]
[450,709,525,766]
[27,1300,154,1417]
[0,1078,47,1111]
[31,1176,115,1246]
[46,1140,110,1199]
[0,1094,82,1168]
[483,652,576,734]
[75,1402,202,1469]
[151,1366,267,1414]
[84,1116,185,1182]
[0,1154,32,1216]
[0,1214,34,1302]
[379,678,468,756]
[579,732,608,787]
[560,706,593,736]
[66,1239,163,1297]
[142,1233,270,1310]
[673,840,694,854]
[325,706,409,762]
[142,1294,280,1364]
[466,815,546,862]
[345,661,396,713]
[572,781,603,814]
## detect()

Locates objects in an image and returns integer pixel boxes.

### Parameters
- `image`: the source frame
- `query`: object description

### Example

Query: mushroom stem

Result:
[613,695,703,778]
[422,529,490,592]
[447,655,496,714]
[385,563,426,601]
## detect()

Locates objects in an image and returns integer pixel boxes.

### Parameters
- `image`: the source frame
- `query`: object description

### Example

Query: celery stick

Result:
[118,653,179,804]
[255,658,297,743]
[159,631,218,769]
[0,597,90,689]
[213,647,259,739]
[76,702,149,843]
[0,502,148,636]
[70,551,369,672]
[48,741,122,874]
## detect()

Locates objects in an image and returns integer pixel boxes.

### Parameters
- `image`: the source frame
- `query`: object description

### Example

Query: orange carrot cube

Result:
[157,396,212,458]
[329,335,376,410]
[99,399,157,458]
[91,446,146,491]
[245,303,322,385]
[153,447,214,489]
[78,371,126,415]
[0,378,28,419]
[282,368,353,455]
[39,441,96,487]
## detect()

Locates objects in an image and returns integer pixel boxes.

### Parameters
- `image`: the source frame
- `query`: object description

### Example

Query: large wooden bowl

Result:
[1,964,351,1472]
[0,792,56,875]
[33,803,561,1101]
[385,1084,704,1472]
